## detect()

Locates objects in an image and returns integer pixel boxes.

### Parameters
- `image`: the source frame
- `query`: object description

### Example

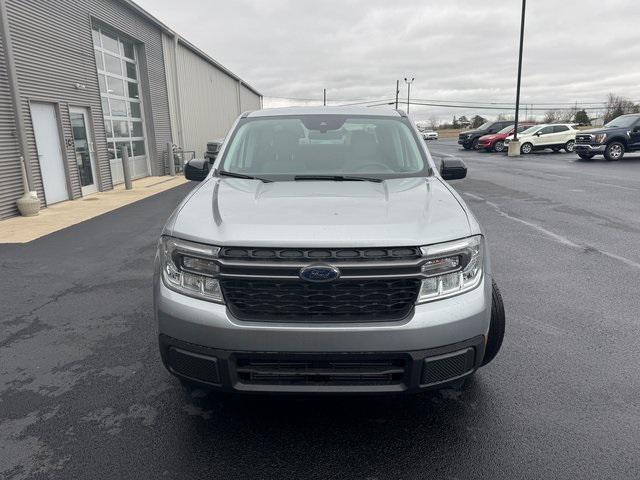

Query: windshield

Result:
[497,125,514,134]
[520,126,541,135]
[218,115,429,180]
[477,121,493,130]
[604,115,639,128]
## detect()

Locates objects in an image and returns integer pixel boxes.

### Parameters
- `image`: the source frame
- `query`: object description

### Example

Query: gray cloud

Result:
[135,0,640,121]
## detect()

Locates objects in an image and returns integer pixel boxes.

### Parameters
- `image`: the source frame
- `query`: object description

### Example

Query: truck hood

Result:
[167,177,472,247]
[579,127,618,135]
[460,129,485,136]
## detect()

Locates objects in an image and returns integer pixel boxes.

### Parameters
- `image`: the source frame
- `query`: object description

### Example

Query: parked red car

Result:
[476,123,536,152]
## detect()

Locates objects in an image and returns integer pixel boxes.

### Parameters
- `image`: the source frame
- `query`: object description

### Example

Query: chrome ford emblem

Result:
[299,264,340,283]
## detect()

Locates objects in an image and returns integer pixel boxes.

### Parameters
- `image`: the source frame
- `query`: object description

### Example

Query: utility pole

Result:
[509,0,526,156]
[323,88,326,106]
[404,77,415,114]
[395,80,399,109]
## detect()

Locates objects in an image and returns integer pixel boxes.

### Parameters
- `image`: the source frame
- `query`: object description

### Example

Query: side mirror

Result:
[535,132,541,136]
[634,126,640,133]
[184,158,210,181]
[440,158,467,181]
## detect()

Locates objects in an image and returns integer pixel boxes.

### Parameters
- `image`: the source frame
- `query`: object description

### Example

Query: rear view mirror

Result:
[440,159,467,181]
[184,158,210,181]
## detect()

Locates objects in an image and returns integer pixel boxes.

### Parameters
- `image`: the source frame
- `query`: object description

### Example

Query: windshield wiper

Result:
[217,170,272,183]
[293,175,383,183]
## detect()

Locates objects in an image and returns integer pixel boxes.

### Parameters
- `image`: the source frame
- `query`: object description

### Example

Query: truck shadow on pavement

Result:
[168,376,495,477]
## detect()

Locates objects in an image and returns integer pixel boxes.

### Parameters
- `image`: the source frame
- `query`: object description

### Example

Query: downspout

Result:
[172,35,185,149]
[236,80,242,115]
[0,0,35,192]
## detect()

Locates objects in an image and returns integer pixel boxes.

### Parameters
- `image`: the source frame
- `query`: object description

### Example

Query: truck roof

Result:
[246,106,404,118]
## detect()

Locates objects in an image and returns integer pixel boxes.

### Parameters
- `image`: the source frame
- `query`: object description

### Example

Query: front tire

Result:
[482,281,505,366]
[520,142,533,154]
[564,140,575,153]
[471,138,479,150]
[493,140,505,153]
[604,141,624,161]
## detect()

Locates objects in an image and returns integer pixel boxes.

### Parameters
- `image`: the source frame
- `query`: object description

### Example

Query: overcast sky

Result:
[136,0,640,122]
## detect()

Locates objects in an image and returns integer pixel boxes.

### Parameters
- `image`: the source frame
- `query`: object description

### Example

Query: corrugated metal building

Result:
[163,36,262,159]
[0,0,261,219]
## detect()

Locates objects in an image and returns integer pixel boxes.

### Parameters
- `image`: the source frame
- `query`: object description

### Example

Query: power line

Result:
[266,94,639,107]
[361,100,609,111]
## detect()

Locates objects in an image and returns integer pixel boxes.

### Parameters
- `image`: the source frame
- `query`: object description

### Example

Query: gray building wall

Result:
[0,0,261,219]
[162,36,262,158]
[0,0,172,217]
[240,84,261,112]
[0,28,22,218]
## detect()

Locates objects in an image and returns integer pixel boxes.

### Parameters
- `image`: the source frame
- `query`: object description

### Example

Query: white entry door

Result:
[30,102,69,204]
[69,107,98,195]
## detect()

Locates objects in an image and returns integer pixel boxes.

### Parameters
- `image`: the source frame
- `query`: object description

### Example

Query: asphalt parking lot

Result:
[2,140,640,479]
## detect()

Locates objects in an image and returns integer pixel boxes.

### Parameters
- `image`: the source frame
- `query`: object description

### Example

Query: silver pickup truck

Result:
[154,107,505,395]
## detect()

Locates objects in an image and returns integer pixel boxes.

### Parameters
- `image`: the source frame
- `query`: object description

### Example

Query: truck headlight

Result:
[594,133,607,144]
[159,236,224,303]
[417,235,483,303]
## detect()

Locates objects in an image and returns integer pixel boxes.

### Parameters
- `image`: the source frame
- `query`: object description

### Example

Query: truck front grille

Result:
[217,246,424,322]
[235,355,408,386]
[221,278,421,322]
[220,246,421,262]
[575,134,593,144]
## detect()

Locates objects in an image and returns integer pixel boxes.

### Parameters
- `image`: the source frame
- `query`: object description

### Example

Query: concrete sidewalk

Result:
[0,176,189,243]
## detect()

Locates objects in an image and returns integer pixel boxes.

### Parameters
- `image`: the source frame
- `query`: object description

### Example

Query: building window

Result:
[92,25,149,180]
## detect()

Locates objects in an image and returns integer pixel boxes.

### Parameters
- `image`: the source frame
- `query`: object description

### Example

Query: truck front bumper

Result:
[574,144,606,153]
[154,277,492,393]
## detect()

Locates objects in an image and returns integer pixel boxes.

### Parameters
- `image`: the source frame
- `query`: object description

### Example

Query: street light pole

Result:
[395,80,399,110]
[323,88,326,106]
[510,0,526,156]
[404,77,414,114]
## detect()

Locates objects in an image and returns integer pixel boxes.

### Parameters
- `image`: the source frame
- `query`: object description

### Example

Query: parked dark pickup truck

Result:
[458,121,514,150]
[204,139,224,163]
[574,114,640,161]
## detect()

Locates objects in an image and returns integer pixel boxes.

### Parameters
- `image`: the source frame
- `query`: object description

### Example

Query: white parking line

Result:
[463,192,640,271]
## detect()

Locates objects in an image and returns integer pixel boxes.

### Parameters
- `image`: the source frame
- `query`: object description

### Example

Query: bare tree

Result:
[428,115,439,130]
[543,109,563,123]
[604,93,639,123]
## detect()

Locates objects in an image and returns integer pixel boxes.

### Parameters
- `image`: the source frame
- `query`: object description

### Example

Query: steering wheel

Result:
[350,163,394,173]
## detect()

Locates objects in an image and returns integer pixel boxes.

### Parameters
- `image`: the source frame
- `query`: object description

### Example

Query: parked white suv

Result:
[504,124,577,154]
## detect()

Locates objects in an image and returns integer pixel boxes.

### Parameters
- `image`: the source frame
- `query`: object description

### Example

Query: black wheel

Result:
[564,140,575,153]
[551,146,562,153]
[471,138,479,150]
[604,141,624,161]
[520,142,533,154]
[493,140,505,153]
[578,153,594,160]
[482,280,505,366]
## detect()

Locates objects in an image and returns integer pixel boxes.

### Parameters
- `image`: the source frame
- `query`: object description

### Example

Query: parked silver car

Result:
[154,107,505,394]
